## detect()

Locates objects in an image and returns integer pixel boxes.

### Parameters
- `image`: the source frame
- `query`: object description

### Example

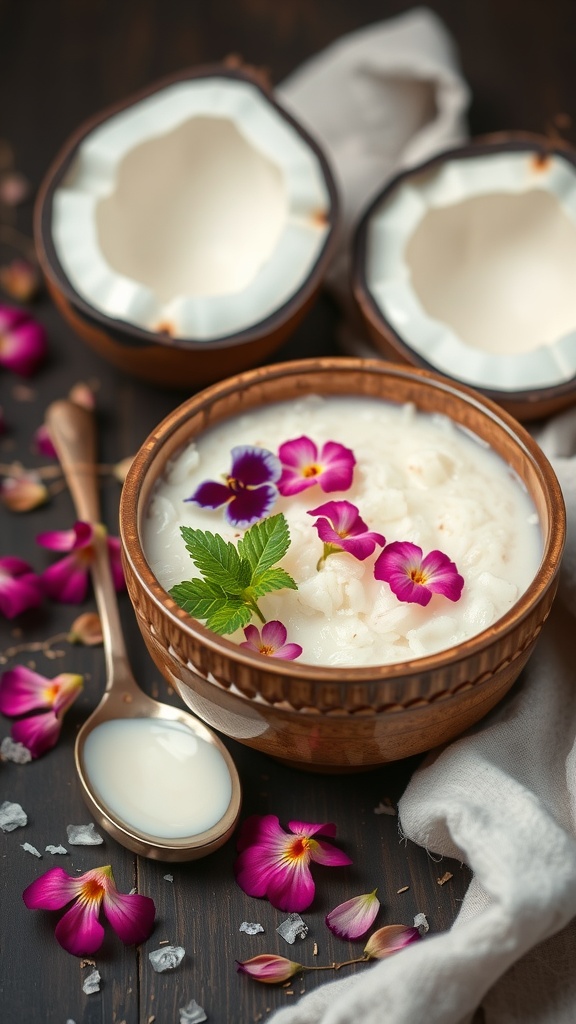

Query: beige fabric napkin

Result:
[271,9,576,1023]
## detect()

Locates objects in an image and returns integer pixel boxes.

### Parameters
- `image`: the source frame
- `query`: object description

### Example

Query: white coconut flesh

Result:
[364,151,576,391]
[51,78,332,339]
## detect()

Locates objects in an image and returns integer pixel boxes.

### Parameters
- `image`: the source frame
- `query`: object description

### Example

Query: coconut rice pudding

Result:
[142,395,542,668]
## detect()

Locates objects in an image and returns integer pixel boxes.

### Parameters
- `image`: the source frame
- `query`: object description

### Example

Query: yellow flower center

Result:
[302,463,321,478]
[409,567,428,585]
[258,644,275,656]
[79,876,105,905]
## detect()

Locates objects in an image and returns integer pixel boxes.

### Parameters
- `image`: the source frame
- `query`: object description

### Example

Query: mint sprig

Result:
[169,513,297,635]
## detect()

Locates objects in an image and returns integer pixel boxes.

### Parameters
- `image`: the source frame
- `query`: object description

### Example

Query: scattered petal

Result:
[186,444,281,528]
[278,436,355,496]
[414,913,429,935]
[239,921,264,935]
[0,799,27,830]
[234,815,351,912]
[0,472,48,512]
[0,304,47,376]
[179,998,208,1024]
[276,913,308,944]
[0,735,31,763]
[364,925,421,960]
[0,666,83,716]
[308,500,385,565]
[21,842,41,857]
[240,620,302,660]
[66,823,104,846]
[68,381,95,410]
[325,890,380,940]
[68,612,103,646]
[46,845,68,855]
[11,709,62,757]
[0,556,43,617]
[38,522,124,602]
[82,969,101,994]
[236,954,302,984]
[33,423,57,459]
[374,541,464,606]
[0,259,41,302]
[148,945,185,972]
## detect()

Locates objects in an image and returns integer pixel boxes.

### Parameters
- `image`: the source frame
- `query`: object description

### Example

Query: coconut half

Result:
[38,66,338,352]
[353,138,576,416]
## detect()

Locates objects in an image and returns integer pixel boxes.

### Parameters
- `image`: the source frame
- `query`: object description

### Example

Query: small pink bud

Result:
[364,925,421,960]
[236,954,302,984]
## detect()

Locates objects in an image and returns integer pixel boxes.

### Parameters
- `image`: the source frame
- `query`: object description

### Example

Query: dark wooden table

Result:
[0,2,573,1021]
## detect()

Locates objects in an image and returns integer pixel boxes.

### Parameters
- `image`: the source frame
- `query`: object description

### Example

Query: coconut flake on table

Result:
[143,395,543,668]
[0,800,27,831]
[66,823,104,845]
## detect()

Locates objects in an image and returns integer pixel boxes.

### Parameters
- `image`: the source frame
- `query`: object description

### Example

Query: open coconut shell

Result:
[353,134,576,421]
[34,63,339,389]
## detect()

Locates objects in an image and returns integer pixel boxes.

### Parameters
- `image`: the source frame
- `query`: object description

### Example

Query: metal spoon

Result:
[46,399,241,861]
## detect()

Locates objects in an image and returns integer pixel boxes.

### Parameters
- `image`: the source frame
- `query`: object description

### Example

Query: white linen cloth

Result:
[271,9,576,1023]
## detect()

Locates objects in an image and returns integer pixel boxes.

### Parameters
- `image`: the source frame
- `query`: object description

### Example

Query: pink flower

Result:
[186,445,281,528]
[0,556,43,618]
[0,666,83,757]
[325,889,380,940]
[277,437,355,497]
[37,521,124,602]
[234,815,352,912]
[236,954,302,984]
[308,500,385,567]
[374,541,464,607]
[33,423,57,459]
[364,925,421,959]
[23,865,155,956]
[240,620,302,660]
[0,304,47,376]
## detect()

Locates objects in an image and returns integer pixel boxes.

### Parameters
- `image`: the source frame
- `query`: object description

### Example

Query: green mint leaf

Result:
[180,526,252,594]
[250,567,298,598]
[237,513,291,576]
[169,579,251,635]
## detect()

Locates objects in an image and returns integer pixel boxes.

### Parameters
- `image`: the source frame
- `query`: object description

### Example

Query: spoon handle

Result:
[46,399,132,686]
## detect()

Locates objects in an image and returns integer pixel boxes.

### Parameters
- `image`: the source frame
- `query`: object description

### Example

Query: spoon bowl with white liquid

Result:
[46,399,241,860]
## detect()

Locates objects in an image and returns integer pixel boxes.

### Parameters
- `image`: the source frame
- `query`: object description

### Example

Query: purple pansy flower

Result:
[0,556,43,618]
[240,620,302,660]
[308,500,386,567]
[186,445,281,528]
[277,436,355,497]
[0,304,47,376]
[37,521,125,603]
[374,541,464,606]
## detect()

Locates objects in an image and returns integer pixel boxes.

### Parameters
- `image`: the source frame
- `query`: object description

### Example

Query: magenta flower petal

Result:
[54,899,105,956]
[236,954,302,984]
[234,815,351,912]
[0,306,47,376]
[374,541,463,606]
[34,424,58,459]
[278,437,355,496]
[102,885,156,945]
[225,482,278,529]
[23,866,81,910]
[230,445,281,487]
[36,525,85,552]
[11,710,62,757]
[239,620,302,661]
[107,536,126,592]
[325,890,380,940]
[40,555,90,603]
[308,500,386,563]
[0,665,57,715]
[0,557,43,618]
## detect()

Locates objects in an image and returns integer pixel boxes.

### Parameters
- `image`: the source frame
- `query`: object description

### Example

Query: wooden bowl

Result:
[353,136,576,421]
[119,357,565,771]
[33,65,338,390]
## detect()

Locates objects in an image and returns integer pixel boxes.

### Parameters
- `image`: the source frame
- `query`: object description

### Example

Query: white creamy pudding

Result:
[142,396,542,667]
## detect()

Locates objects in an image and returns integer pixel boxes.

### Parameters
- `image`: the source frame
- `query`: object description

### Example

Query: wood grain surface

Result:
[0,2,572,1021]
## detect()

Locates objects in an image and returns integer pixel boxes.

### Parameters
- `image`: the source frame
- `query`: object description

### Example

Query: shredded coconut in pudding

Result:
[143,396,542,667]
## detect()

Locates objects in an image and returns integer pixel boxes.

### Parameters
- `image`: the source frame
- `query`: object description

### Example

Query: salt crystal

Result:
[414,913,429,935]
[21,842,41,857]
[82,969,101,994]
[239,921,264,935]
[66,1019,77,1024]
[67,823,104,845]
[148,945,185,972]
[373,800,397,816]
[163,873,173,882]
[179,997,208,1023]
[45,844,68,855]
[0,800,27,831]
[0,736,32,763]
[276,914,308,944]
